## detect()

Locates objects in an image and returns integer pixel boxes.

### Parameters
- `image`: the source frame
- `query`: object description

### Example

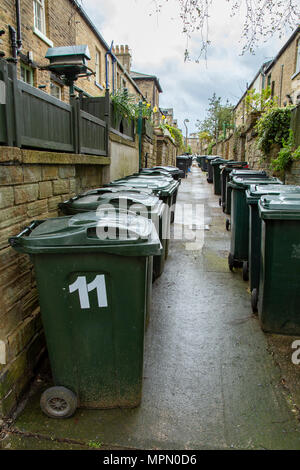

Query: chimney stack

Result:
[113,44,132,73]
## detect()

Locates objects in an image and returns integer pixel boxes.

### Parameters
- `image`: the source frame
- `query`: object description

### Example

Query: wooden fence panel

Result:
[18,81,75,152]
[79,110,107,156]
[0,59,109,157]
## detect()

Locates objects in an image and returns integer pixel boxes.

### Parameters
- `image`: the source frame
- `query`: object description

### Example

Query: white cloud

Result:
[81,0,291,133]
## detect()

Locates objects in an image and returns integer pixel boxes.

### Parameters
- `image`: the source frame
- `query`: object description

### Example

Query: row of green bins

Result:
[227,176,283,277]
[59,188,168,282]
[176,155,190,177]
[201,156,208,172]
[110,174,180,226]
[148,166,184,181]
[220,162,248,212]
[9,209,161,418]
[206,156,219,183]
[257,194,300,334]
[246,184,300,314]
[225,169,268,216]
[196,155,204,169]
[196,155,208,171]
[211,158,228,195]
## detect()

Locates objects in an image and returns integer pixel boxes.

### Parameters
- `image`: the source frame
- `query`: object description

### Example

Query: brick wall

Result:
[0,146,109,417]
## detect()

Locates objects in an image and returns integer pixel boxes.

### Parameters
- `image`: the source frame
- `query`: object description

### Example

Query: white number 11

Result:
[69,275,108,309]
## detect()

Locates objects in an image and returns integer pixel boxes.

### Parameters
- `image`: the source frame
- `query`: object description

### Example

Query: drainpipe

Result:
[15,0,22,51]
[279,64,284,107]
[105,41,117,93]
[8,1,22,63]
[8,25,18,62]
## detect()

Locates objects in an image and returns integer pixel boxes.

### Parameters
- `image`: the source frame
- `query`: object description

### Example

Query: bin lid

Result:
[101,184,153,195]
[220,162,249,170]
[230,176,283,190]
[59,190,162,215]
[133,172,173,181]
[9,210,162,256]
[230,169,268,178]
[246,184,300,204]
[205,156,219,161]
[111,177,178,196]
[211,158,229,166]
[152,166,180,173]
[259,195,300,220]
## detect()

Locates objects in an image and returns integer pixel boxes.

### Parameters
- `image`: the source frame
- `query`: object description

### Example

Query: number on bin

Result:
[69,275,108,309]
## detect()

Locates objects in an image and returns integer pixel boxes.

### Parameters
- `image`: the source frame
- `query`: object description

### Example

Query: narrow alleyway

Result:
[3,167,300,450]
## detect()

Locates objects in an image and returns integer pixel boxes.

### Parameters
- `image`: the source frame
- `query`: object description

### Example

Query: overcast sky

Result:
[81,0,290,134]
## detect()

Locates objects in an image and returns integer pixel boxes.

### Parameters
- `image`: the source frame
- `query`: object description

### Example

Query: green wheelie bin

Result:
[211,158,228,195]
[59,189,168,281]
[137,169,174,179]
[257,194,300,335]
[201,156,208,172]
[176,155,190,177]
[142,166,184,181]
[225,169,268,216]
[227,176,283,278]
[107,177,174,259]
[111,175,179,226]
[205,156,219,183]
[219,162,249,212]
[246,184,300,313]
[9,210,161,417]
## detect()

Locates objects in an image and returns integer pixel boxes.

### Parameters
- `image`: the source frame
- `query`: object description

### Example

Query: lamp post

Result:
[184,118,189,151]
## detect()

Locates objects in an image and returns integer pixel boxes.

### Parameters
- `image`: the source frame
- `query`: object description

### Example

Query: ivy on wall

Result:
[255,107,293,155]
[255,106,300,171]
[271,130,300,172]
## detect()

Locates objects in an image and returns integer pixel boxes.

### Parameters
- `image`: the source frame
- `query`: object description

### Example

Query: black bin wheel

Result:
[40,386,78,419]
[242,261,249,282]
[225,219,231,231]
[228,253,235,272]
[251,288,258,314]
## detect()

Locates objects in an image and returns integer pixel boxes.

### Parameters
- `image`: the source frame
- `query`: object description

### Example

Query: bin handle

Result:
[9,220,44,247]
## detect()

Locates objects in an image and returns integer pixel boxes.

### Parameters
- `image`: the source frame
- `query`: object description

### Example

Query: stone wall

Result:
[155,134,177,167]
[108,132,139,181]
[141,135,155,168]
[0,146,110,417]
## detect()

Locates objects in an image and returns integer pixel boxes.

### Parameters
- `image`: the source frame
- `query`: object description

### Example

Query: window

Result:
[296,40,300,75]
[95,49,101,84]
[20,63,34,86]
[50,82,62,100]
[33,0,46,35]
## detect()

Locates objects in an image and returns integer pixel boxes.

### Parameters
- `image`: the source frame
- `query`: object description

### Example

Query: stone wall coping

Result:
[0,147,111,166]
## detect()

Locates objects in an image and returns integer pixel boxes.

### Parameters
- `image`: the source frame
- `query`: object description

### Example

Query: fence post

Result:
[0,60,15,146]
[9,62,22,148]
[71,95,81,154]
[104,88,110,158]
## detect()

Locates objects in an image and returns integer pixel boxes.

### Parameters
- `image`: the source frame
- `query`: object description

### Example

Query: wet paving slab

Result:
[2,167,300,450]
